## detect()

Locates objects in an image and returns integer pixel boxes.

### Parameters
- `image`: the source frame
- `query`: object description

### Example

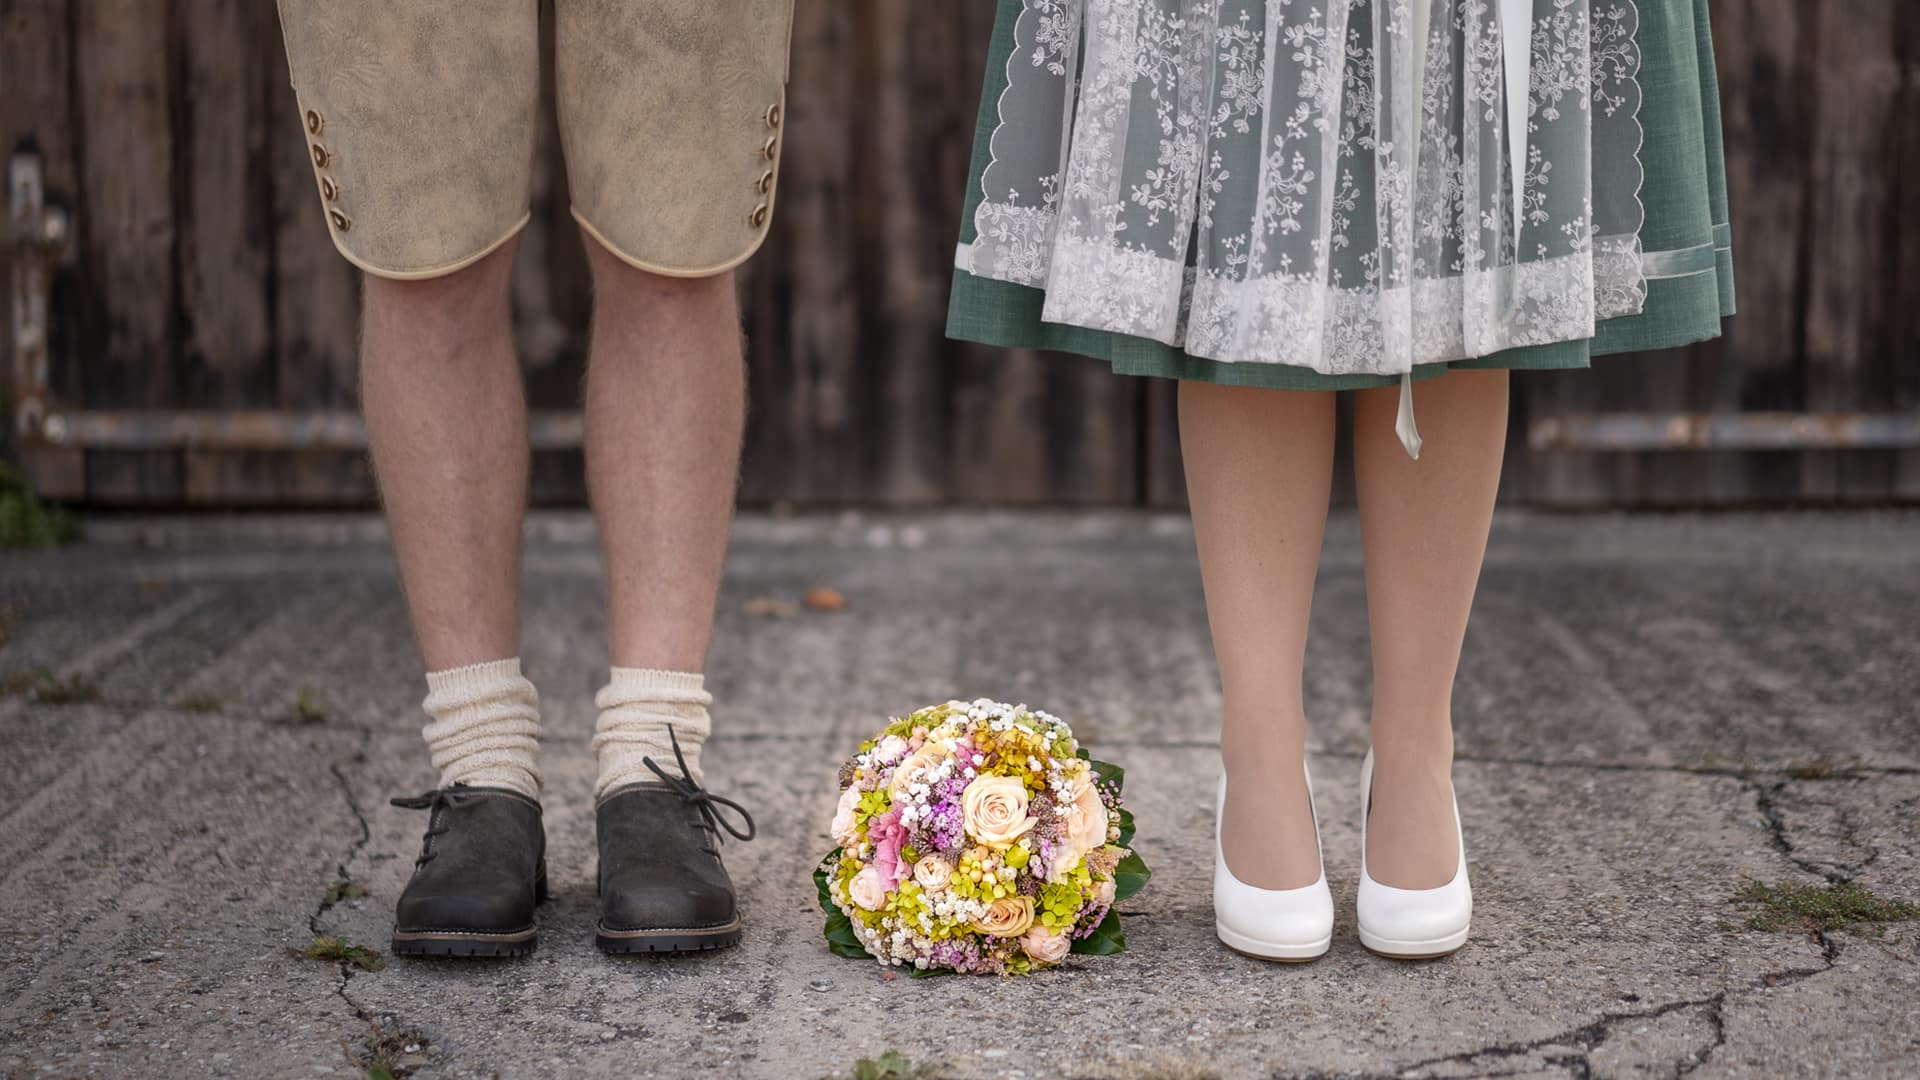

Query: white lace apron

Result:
[958,0,1648,456]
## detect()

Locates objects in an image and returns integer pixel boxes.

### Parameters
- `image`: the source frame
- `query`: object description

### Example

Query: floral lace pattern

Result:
[967,0,1646,376]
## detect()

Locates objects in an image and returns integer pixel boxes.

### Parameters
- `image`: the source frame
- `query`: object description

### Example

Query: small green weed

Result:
[3,668,103,705]
[293,687,328,724]
[825,1051,937,1080]
[0,462,79,549]
[294,935,385,972]
[1736,880,1920,933]
[321,880,369,909]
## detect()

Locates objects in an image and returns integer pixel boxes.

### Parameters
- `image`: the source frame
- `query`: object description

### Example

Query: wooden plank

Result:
[72,0,177,407]
[859,0,952,504]
[743,0,860,503]
[176,0,274,406]
[1892,0,1920,500]
[183,449,373,505]
[0,0,85,497]
[1703,0,1812,504]
[1142,379,1186,509]
[1798,0,1902,501]
[71,0,180,500]
[949,345,1049,504]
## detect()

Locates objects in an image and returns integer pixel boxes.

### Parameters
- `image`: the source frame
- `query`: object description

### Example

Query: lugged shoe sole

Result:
[596,918,744,954]
[392,926,537,958]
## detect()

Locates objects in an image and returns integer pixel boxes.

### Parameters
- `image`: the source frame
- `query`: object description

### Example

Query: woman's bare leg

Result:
[1180,381,1337,890]
[1352,369,1508,887]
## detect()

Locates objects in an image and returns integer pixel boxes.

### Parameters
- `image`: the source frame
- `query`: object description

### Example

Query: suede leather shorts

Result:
[275,0,794,280]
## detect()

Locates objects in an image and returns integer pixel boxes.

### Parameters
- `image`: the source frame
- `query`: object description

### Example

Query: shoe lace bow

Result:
[389,785,475,867]
[641,728,756,846]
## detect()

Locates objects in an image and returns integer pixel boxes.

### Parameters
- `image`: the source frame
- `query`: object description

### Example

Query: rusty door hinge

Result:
[9,146,71,443]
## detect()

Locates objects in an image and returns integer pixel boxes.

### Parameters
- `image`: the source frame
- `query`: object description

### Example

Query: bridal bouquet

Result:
[816,699,1149,975]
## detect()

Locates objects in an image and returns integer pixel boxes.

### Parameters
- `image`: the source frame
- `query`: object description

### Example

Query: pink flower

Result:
[829,785,862,849]
[1020,925,1071,965]
[867,806,911,886]
[848,866,887,911]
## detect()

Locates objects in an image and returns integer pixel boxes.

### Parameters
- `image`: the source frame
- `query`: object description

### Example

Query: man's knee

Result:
[583,233,737,308]
[363,236,520,332]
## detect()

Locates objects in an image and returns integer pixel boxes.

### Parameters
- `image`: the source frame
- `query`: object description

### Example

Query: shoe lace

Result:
[641,729,756,850]
[389,784,472,867]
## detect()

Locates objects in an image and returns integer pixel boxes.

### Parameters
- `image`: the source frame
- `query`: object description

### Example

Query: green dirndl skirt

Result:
[946,0,1736,392]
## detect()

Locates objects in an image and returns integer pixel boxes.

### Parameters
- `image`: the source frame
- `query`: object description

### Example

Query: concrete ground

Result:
[1,510,1916,1080]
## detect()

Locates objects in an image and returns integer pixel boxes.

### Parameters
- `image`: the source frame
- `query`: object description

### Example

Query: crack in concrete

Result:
[1746,777,1858,885]
[305,735,395,1073]
[1379,991,1725,1079]
[1307,765,1863,1080]
[1673,992,1728,1078]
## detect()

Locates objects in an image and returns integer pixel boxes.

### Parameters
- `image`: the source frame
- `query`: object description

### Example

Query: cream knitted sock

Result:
[421,658,542,800]
[592,667,712,797]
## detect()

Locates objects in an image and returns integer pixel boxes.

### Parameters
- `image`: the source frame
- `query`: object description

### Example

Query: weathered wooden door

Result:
[4,0,1916,508]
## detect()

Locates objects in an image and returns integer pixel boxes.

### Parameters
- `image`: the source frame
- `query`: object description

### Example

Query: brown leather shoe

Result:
[595,736,755,953]
[389,785,547,958]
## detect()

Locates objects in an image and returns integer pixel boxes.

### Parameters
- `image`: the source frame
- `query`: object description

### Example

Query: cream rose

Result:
[888,743,951,799]
[1020,925,1072,964]
[1094,875,1116,906]
[973,895,1035,938]
[1057,770,1110,867]
[961,775,1037,849]
[829,785,863,848]
[848,865,888,911]
[911,854,954,892]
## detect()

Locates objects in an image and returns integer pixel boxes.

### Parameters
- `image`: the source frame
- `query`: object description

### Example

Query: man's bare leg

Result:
[362,241,526,673]
[582,239,744,791]
[580,238,753,954]
[362,239,547,957]
[582,245,744,677]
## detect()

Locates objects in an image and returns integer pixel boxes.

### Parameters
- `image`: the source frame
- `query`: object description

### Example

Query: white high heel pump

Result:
[1213,765,1334,962]
[1356,748,1472,958]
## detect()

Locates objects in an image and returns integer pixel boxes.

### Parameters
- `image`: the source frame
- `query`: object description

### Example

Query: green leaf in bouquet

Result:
[1114,805,1136,848]
[1068,908,1126,956]
[1112,849,1151,902]
[907,964,954,979]
[823,909,873,960]
[1075,747,1091,761]
[1089,758,1125,793]
[815,850,841,915]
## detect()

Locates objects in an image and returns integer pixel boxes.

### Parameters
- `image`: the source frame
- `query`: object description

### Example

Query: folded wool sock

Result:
[420,658,542,800]
[592,667,712,797]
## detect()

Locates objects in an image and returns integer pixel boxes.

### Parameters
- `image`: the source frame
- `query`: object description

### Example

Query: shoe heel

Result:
[534,862,550,906]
